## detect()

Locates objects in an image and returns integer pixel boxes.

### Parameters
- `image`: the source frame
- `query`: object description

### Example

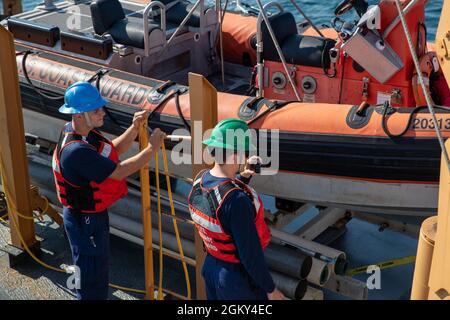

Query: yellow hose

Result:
[0,162,66,273]
[154,152,164,300]
[161,142,191,299]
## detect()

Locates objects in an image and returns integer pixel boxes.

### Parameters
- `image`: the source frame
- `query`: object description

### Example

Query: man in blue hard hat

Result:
[52,81,165,300]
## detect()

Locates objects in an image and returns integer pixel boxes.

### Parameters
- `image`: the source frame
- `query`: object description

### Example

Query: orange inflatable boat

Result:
[2,0,450,215]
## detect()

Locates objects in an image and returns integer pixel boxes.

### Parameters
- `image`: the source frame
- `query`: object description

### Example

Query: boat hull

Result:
[23,108,438,216]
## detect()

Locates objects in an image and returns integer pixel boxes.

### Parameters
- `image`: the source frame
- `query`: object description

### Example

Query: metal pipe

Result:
[110,225,197,267]
[270,271,307,300]
[146,0,203,77]
[109,212,198,260]
[144,1,167,57]
[271,228,348,275]
[165,0,203,49]
[382,0,421,39]
[166,134,192,141]
[255,0,302,101]
[111,212,312,300]
[307,258,330,287]
[288,0,324,37]
[255,2,283,98]
[265,243,312,280]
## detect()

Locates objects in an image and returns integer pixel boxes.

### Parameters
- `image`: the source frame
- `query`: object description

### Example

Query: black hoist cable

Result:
[381,101,450,139]
[21,50,64,101]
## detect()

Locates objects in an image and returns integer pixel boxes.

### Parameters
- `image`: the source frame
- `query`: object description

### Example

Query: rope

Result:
[394,0,450,171]
[154,152,164,300]
[161,141,191,299]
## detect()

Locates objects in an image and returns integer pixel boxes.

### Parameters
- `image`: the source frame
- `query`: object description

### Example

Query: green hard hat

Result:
[203,118,256,152]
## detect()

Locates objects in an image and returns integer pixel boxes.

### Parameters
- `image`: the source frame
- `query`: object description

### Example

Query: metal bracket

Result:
[375,104,396,115]
[147,80,178,104]
[346,104,374,129]
[238,96,276,121]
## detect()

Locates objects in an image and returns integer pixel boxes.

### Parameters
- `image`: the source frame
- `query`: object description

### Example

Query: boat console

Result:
[257,0,431,108]
[4,0,220,81]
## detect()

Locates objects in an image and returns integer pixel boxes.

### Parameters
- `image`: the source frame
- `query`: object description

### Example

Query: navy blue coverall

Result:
[201,170,275,300]
[60,123,117,300]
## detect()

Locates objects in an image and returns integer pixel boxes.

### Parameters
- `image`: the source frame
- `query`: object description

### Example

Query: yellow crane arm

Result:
[436,0,450,88]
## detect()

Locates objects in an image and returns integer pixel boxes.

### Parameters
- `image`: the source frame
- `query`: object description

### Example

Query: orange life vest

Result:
[188,170,271,263]
[52,127,127,213]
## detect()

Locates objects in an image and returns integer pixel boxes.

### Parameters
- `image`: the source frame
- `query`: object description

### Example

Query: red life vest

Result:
[188,170,271,263]
[52,126,127,213]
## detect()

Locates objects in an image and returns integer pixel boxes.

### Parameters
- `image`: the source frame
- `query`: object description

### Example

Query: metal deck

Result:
[14,1,182,35]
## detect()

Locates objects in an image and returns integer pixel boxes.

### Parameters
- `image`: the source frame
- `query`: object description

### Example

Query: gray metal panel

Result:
[342,30,404,84]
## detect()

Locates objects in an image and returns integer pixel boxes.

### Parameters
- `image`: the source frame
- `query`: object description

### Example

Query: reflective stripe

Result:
[214,188,222,203]
[61,134,69,147]
[52,154,60,173]
[190,210,223,233]
[249,187,261,212]
[100,143,112,158]
[193,177,202,186]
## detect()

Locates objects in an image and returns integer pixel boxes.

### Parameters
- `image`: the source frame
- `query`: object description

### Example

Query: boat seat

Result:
[157,0,214,28]
[90,0,163,49]
[108,16,161,49]
[261,12,336,69]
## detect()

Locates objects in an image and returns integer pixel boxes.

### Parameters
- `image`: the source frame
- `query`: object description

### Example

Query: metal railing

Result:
[143,1,167,57]
[383,0,421,39]
[164,0,203,50]
[235,0,259,16]
[288,0,324,37]
[255,1,301,101]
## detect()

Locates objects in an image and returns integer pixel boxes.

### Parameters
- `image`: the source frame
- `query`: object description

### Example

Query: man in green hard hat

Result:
[188,118,284,300]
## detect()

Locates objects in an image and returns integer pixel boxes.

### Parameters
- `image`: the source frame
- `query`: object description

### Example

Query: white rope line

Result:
[394,0,450,171]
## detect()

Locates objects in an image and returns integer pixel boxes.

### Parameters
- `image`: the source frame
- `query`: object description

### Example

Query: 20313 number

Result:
[412,118,450,130]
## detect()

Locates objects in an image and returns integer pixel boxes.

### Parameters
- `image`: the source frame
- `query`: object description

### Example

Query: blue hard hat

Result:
[59,81,108,114]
